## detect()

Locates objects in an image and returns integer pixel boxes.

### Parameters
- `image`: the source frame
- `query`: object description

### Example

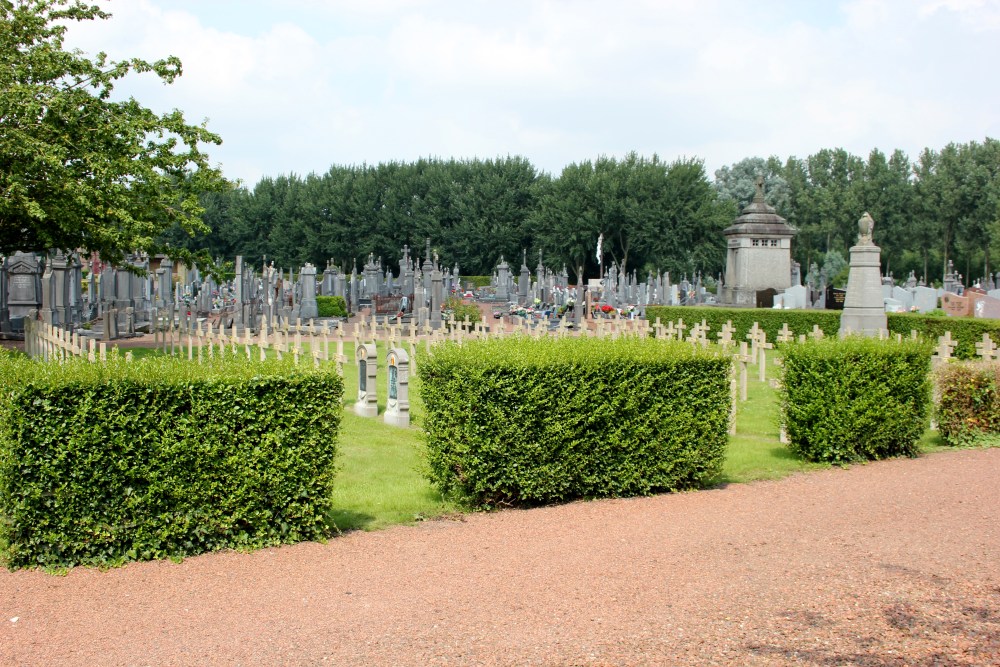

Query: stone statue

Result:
[858,212,875,244]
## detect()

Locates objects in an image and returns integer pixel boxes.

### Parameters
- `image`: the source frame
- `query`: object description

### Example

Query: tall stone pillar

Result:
[299,263,318,319]
[839,212,887,337]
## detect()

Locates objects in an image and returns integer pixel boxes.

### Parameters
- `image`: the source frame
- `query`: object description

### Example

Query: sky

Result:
[61,0,1000,187]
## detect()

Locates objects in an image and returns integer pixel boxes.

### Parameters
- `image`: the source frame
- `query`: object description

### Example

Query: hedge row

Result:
[646,306,1000,359]
[779,338,933,463]
[0,354,344,569]
[418,337,731,508]
[316,295,349,318]
[935,362,1000,447]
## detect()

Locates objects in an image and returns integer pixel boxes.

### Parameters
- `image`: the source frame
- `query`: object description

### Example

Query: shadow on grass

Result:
[327,509,376,533]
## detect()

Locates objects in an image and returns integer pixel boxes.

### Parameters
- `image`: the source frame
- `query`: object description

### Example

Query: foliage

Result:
[0,354,343,569]
[459,276,493,289]
[316,295,348,318]
[418,336,731,508]
[887,313,1000,359]
[934,362,1000,447]
[645,306,843,346]
[779,338,933,463]
[445,297,481,325]
[0,0,229,266]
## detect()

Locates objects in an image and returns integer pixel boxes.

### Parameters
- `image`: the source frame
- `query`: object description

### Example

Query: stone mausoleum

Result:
[719,177,797,307]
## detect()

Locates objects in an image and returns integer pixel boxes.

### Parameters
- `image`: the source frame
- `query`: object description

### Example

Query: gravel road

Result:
[2,447,998,666]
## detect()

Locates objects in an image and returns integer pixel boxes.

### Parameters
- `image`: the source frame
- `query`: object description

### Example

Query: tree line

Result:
[175,139,1000,287]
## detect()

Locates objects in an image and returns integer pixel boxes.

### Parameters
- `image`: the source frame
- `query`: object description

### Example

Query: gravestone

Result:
[354,343,379,417]
[940,292,972,318]
[891,286,913,311]
[6,251,43,324]
[973,294,1000,319]
[839,213,887,337]
[383,347,410,428]
[883,297,905,313]
[299,263,319,320]
[783,284,808,310]
[912,286,938,313]
[825,285,847,310]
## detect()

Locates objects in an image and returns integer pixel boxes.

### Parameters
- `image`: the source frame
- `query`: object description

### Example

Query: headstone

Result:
[891,286,913,312]
[973,294,1000,319]
[6,251,43,323]
[839,213,887,337]
[354,343,379,417]
[883,297,905,313]
[782,285,808,310]
[299,263,319,320]
[940,293,972,318]
[912,286,939,313]
[383,347,410,427]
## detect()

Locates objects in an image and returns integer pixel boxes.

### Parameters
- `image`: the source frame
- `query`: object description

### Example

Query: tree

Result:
[0,0,228,266]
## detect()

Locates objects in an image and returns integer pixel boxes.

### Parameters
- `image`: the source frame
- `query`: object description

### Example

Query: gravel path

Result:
[2,447,998,666]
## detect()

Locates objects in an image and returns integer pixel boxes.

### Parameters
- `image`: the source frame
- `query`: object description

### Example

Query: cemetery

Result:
[3,207,1000,569]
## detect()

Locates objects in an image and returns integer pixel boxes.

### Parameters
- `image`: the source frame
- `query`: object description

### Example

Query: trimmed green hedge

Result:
[419,337,731,508]
[0,355,343,569]
[646,306,1000,359]
[646,306,841,346]
[459,276,493,289]
[316,295,349,318]
[779,338,932,463]
[887,313,1000,359]
[446,297,482,325]
[935,362,1000,447]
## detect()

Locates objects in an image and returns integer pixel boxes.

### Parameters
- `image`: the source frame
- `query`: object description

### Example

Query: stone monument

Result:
[839,212,887,337]
[720,176,797,306]
[383,347,410,428]
[354,343,379,417]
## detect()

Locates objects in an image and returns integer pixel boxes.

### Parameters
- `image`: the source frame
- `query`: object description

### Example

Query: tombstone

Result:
[973,294,1000,319]
[891,286,913,312]
[782,284,808,310]
[912,286,939,313]
[354,343,379,417]
[883,297,906,313]
[5,252,43,328]
[299,263,319,320]
[940,292,973,318]
[825,285,847,310]
[518,250,530,305]
[383,347,410,427]
[839,213,887,337]
[430,266,443,329]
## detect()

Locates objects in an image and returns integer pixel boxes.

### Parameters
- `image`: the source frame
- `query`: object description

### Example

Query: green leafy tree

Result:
[0,0,228,265]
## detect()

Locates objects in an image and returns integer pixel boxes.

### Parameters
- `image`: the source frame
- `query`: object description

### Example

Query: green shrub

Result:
[460,276,492,289]
[646,306,1000,359]
[419,336,731,508]
[316,295,349,318]
[887,312,1000,359]
[935,362,1000,446]
[779,338,932,463]
[646,306,841,346]
[0,355,343,569]
[446,297,481,325]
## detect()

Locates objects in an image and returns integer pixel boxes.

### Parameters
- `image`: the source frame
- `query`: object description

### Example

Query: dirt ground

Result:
[2,447,998,666]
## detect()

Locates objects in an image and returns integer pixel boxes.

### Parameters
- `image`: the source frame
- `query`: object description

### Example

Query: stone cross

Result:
[734,341,752,402]
[664,321,677,340]
[717,321,735,350]
[777,323,793,344]
[675,318,687,340]
[976,333,997,361]
[934,331,956,363]
[757,332,774,382]
[746,322,761,357]
[810,324,825,341]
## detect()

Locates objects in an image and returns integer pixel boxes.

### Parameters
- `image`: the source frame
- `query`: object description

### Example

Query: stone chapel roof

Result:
[723,177,797,238]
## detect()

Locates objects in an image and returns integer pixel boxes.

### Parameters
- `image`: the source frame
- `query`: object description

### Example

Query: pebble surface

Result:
[2,448,998,666]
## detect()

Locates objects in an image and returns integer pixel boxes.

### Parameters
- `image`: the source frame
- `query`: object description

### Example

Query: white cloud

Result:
[55,0,1000,183]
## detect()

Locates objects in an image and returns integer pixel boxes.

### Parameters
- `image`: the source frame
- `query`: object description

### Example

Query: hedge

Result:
[779,338,933,463]
[0,354,343,569]
[316,295,349,318]
[935,362,1000,447]
[646,306,1000,358]
[645,306,841,346]
[418,336,731,508]
[459,276,493,289]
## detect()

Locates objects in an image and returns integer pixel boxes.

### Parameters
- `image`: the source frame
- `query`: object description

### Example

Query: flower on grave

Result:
[600,304,614,313]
